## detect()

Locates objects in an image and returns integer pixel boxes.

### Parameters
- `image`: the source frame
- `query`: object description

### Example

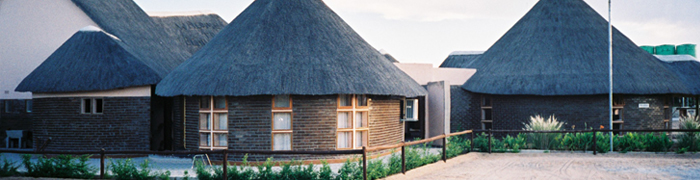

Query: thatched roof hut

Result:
[462,0,688,95]
[439,51,483,68]
[156,0,426,97]
[16,28,160,93]
[657,55,700,95]
[151,14,228,54]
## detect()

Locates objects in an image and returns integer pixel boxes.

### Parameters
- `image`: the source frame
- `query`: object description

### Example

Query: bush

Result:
[108,158,170,180]
[614,132,646,153]
[644,133,673,152]
[472,133,490,152]
[336,158,362,180]
[561,132,594,151]
[523,115,564,150]
[595,132,611,153]
[0,155,18,177]
[446,136,471,158]
[502,134,526,152]
[21,154,97,179]
[678,115,700,152]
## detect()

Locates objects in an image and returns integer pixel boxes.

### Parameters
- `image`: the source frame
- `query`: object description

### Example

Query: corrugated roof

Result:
[151,14,228,54]
[462,0,688,95]
[16,31,160,93]
[156,0,427,97]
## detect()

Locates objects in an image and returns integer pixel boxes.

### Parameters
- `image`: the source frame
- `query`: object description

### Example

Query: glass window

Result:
[214,97,226,109]
[613,108,622,121]
[482,96,491,106]
[94,99,103,113]
[82,99,91,114]
[200,96,211,109]
[355,131,367,148]
[214,134,228,147]
[482,122,492,130]
[337,132,352,149]
[355,112,367,128]
[274,95,291,108]
[273,133,292,150]
[273,113,292,130]
[357,95,367,107]
[406,100,415,120]
[214,113,227,130]
[482,109,492,120]
[200,114,211,130]
[26,100,32,113]
[338,112,351,128]
[200,133,211,147]
[339,94,352,107]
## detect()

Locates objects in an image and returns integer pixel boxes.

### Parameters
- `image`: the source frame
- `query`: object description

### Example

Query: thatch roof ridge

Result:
[151,14,228,54]
[156,0,427,97]
[439,54,482,68]
[16,31,160,93]
[71,0,192,78]
[462,0,688,95]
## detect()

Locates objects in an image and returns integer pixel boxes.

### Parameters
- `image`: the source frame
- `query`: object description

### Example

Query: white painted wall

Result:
[33,86,151,98]
[0,0,98,99]
[393,63,476,86]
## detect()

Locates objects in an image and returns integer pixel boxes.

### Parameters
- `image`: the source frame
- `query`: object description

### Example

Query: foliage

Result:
[195,155,341,180]
[21,154,97,179]
[644,133,673,152]
[561,132,594,151]
[614,133,647,153]
[595,132,611,154]
[472,133,490,152]
[678,115,700,152]
[446,136,472,158]
[523,115,564,150]
[0,155,18,177]
[404,143,440,170]
[319,161,334,180]
[108,158,170,180]
[472,133,524,153]
[502,134,526,152]
[336,158,362,180]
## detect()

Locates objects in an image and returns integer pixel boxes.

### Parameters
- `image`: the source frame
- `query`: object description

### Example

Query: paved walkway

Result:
[382,152,700,180]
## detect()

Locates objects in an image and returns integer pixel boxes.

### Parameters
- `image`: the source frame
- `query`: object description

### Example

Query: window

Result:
[26,100,32,113]
[272,95,292,150]
[200,96,228,150]
[405,99,419,121]
[481,96,492,130]
[337,94,369,149]
[81,98,103,114]
[4,100,9,113]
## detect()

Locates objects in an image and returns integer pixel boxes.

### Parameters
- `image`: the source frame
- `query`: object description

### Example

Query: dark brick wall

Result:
[449,86,480,132]
[171,96,185,150]
[291,95,336,151]
[369,97,403,147]
[621,95,666,130]
[32,97,151,151]
[0,99,33,147]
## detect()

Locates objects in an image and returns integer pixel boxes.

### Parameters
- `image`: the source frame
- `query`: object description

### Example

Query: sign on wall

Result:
[639,103,650,108]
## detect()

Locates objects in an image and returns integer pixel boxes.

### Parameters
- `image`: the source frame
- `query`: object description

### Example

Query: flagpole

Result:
[608,0,614,152]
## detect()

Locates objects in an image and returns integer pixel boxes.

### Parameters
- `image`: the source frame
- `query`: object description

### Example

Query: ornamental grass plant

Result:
[523,115,564,150]
[678,114,700,153]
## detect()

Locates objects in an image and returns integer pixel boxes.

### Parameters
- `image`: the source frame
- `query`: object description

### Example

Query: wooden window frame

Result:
[405,99,419,121]
[81,98,103,115]
[25,100,32,113]
[481,95,492,130]
[272,95,293,151]
[199,96,228,150]
[336,94,370,150]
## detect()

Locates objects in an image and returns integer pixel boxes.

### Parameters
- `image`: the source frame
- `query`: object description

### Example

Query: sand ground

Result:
[382,152,700,180]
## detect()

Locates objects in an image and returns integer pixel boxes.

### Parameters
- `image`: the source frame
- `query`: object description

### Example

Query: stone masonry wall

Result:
[32,97,150,151]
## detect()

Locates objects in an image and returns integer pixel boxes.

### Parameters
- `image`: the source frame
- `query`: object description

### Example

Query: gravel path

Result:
[383,152,700,180]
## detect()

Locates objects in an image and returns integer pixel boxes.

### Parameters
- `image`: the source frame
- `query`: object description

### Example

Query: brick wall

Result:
[369,97,403,147]
[491,95,609,130]
[449,86,480,132]
[32,97,151,151]
[1,99,33,147]
[621,95,666,130]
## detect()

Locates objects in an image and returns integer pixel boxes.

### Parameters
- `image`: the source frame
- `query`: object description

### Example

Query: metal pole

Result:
[222,150,227,180]
[362,146,367,180]
[442,134,447,162]
[100,148,105,179]
[401,143,406,174]
[608,0,614,153]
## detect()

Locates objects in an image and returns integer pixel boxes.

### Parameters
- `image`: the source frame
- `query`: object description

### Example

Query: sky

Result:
[133,0,700,66]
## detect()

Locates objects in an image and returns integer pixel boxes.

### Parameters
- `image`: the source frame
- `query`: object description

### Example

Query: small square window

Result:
[94,99,103,114]
[26,100,32,113]
[4,101,10,113]
[214,113,227,130]
[274,95,291,108]
[82,99,91,114]
[613,108,623,121]
[273,112,292,130]
[200,96,211,110]
[338,112,352,129]
[338,131,352,149]
[482,96,492,107]
[199,133,211,147]
[355,131,367,148]
[273,133,292,150]
[482,109,492,120]
[405,99,418,120]
[200,113,211,130]
[482,122,492,130]
[355,111,368,128]
[214,133,228,147]
[214,97,226,109]
[339,95,352,107]
[357,95,368,107]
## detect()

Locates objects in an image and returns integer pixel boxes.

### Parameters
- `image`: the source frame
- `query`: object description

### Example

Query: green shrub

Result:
[108,158,170,180]
[614,133,646,153]
[21,154,97,179]
[502,134,526,152]
[678,115,700,152]
[319,161,334,180]
[336,158,362,180]
[446,136,471,158]
[366,160,388,180]
[472,133,489,152]
[0,155,18,177]
[560,132,594,152]
[644,133,673,152]
[595,132,611,153]
[387,152,402,175]
[523,115,564,150]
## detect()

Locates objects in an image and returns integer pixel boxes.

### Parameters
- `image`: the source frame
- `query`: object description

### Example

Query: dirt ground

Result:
[382,152,700,180]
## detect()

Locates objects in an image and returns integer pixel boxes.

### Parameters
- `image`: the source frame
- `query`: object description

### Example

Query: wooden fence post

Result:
[362,146,368,180]
[593,129,597,155]
[470,131,474,152]
[442,134,447,162]
[401,142,406,174]
[100,148,105,179]
[222,150,228,180]
[488,129,492,154]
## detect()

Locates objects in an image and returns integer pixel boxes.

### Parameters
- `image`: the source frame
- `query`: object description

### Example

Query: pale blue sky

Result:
[134,0,700,66]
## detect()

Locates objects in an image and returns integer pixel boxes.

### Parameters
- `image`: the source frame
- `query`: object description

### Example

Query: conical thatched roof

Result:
[156,0,426,97]
[151,14,228,54]
[440,52,483,68]
[462,0,688,95]
[16,29,160,93]
[657,55,700,95]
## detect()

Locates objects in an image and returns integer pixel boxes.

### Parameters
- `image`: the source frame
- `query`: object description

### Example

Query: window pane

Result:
[339,95,352,106]
[200,113,211,130]
[338,112,351,128]
[200,133,211,147]
[273,113,292,130]
[26,100,32,113]
[338,132,352,149]
[214,133,228,147]
[355,112,367,128]
[482,96,491,106]
[613,109,622,121]
[94,99,103,113]
[273,133,292,150]
[214,96,226,109]
[215,113,227,130]
[482,109,492,120]
[406,100,415,119]
[483,122,492,130]
[357,95,367,106]
[355,131,367,148]
[274,95,290,108]
[200,96,210,109]
[83,99,91,114]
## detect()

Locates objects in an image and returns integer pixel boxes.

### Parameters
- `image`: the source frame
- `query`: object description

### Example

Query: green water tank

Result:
[639,46,655,54]
[655,44,676,55]
[676,44,696,57]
